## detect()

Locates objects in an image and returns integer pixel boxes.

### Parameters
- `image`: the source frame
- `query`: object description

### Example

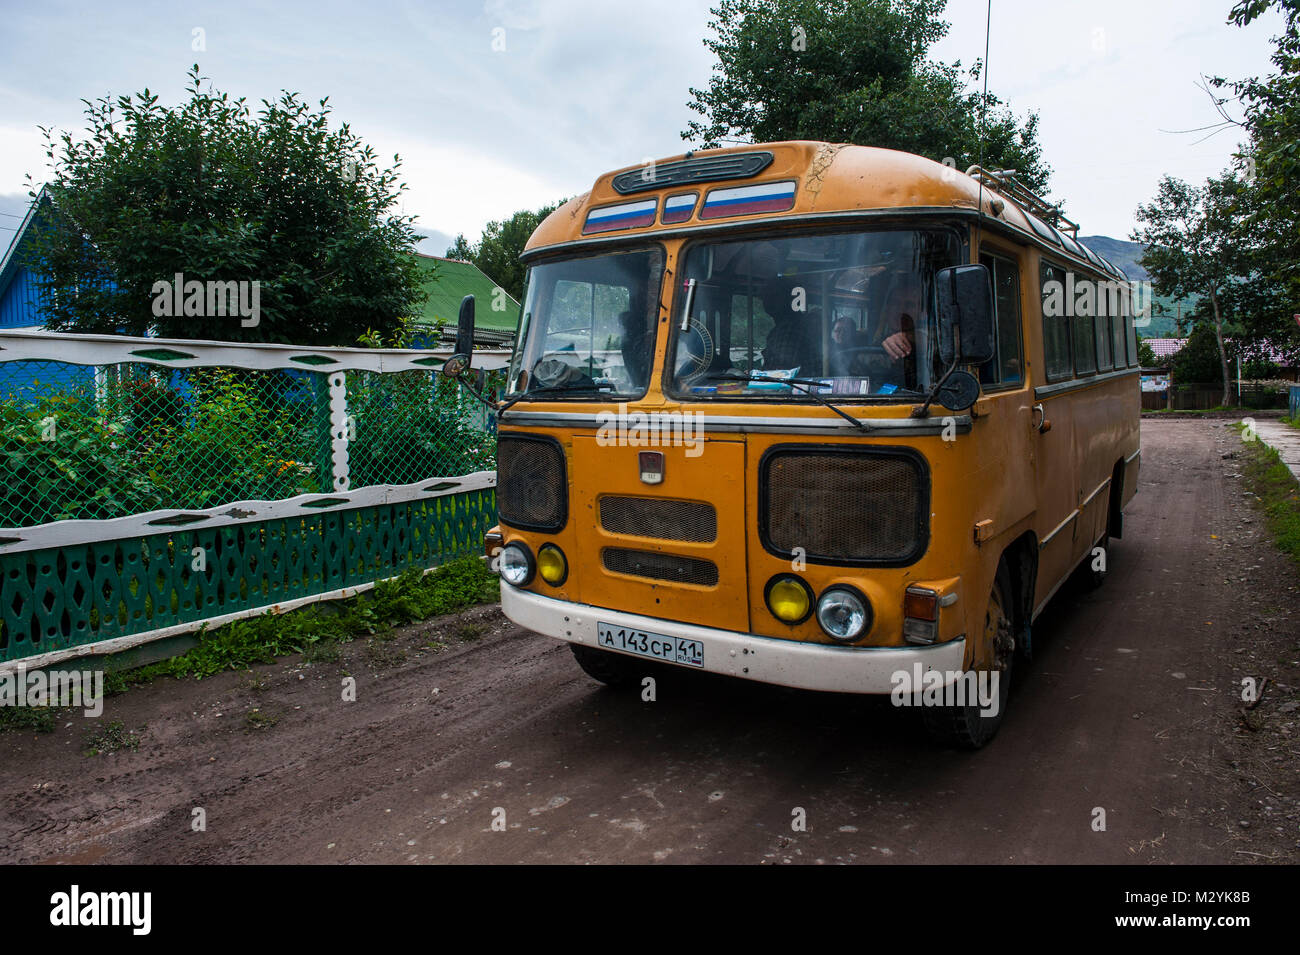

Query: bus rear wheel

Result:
[921,565,1015,749]
[570,644,643,688]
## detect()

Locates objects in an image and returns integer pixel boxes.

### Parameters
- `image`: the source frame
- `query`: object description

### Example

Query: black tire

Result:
[922,562,1016,749]
[569,644,644,688]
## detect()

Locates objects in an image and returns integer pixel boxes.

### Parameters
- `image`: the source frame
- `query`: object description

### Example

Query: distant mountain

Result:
[1080,235,1198,338]
[1079,235,1149,282]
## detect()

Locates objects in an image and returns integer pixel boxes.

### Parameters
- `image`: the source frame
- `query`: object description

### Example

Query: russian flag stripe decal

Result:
[583,199,657,234]
[700,181,797,219]
[661,193,697,223]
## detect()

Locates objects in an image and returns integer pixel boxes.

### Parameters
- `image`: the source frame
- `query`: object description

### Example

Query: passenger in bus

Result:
[759,278,821,374]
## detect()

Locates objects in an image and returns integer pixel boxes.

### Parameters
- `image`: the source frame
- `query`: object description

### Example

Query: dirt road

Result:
[3,419,1298,864]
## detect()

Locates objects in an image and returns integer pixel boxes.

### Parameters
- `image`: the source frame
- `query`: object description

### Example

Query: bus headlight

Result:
[499,543,535,587]
[537,544,568,586]
[816,586,872,642]
[765,575,813,624]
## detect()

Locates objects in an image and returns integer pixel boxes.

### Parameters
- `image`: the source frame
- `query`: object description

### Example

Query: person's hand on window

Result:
[882,331,913,360]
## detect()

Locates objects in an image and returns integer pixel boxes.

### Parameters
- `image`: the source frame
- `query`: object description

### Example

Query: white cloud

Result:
[0,0,1285,243]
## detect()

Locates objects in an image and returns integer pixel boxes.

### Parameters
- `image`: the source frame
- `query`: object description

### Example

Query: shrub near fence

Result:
[0,330,509,666]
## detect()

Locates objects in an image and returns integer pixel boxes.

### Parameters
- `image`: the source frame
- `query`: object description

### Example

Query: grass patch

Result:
[1238,432,1300,568]
[101,555,499,691]
[1144,406,1241,415]
[244,708,278,731]
[84,719,141,755]
[453,621,488,641]
[363,637,407,669]
[302,635,343,665]
[0,705,59,734]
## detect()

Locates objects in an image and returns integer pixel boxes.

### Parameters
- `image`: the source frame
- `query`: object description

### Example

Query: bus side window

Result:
[1125,304,1139,367]
[1072,274,1098,376]
[1040,260,1073,381]
[978,252,1024,388]
[1095,279,1114,372]
[1111,285,1128,369]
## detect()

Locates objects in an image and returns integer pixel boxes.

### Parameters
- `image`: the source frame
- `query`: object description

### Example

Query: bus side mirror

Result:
[444,295,477,377]
[936,265,995,366]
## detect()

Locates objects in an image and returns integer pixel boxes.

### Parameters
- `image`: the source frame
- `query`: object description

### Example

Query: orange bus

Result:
[453,142,1141,747]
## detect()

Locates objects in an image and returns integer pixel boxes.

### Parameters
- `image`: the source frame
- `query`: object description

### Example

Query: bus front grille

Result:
[760,446,929,565]
[602,547,720,587]
[496,433,567,532]
[598,496,718,542]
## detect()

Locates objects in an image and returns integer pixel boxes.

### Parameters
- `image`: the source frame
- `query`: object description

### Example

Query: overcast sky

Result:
[0,0,1285,253]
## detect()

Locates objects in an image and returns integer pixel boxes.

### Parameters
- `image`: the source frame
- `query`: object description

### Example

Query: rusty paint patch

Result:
[804,143,845,206]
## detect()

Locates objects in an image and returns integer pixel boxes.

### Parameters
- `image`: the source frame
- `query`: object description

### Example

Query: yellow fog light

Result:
[537,544,568,586]
[765,575,813,624]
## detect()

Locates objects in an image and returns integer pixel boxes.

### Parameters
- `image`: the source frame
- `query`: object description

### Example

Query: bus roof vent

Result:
[965,165,1081,238]
[612,151,774,195]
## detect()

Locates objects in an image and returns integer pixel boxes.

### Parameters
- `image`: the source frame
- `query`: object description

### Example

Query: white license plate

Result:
[597,623,704,668]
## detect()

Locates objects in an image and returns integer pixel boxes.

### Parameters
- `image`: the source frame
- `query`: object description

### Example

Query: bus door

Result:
[1032,258,1082,609]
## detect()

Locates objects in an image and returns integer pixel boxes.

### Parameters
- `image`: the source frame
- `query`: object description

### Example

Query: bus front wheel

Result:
[921,564,1015,749]
[570,644,644,688]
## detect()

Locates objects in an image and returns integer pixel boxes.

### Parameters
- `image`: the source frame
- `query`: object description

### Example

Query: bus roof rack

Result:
[965,165,1080,238]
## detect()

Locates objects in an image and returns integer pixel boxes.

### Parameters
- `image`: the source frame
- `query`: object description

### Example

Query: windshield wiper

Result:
[698,372,872,434]
[497,381,615,414]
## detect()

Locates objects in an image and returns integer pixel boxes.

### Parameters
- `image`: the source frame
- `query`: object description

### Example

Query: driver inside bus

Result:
[864,275,925,388]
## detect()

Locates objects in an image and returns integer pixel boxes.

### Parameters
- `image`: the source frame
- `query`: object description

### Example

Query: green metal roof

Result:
[412,254,520,340]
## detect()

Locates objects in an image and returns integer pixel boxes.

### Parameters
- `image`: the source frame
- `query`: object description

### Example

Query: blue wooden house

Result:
[0,189,96,396]
[0,188,52,329]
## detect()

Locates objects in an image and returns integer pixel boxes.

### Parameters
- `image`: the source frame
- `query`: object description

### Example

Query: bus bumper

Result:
[501,585,967,695]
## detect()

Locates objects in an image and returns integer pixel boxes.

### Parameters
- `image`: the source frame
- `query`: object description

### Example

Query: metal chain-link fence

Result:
[1,357,504,528]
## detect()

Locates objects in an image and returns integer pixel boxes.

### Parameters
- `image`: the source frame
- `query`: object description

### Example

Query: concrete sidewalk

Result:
[1248,418,1300,482]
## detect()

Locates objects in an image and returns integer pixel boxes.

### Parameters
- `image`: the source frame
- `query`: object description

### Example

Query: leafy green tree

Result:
[1171,322,1235,385]
[445,234,474,261]
[683,0,1051,191]
[1213,1,1300,361]
[24,66,425,345]
[1133,175,1242,405]
[1136,339,1158,368]
[446,202,562,301]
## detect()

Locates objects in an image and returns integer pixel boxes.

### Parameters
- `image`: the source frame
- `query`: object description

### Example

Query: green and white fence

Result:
[0,330,509,668]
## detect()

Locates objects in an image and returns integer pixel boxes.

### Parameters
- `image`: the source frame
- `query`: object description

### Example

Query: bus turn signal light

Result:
[903,586,939,645]
[903,587,939,621]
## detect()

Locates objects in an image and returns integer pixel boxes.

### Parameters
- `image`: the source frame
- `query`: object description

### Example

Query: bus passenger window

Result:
[1095,280,1114,372]
[1040,261,1073,381]
[978,253,1023,388]
[1072,281,1097,376]
[1112,291,1128,368]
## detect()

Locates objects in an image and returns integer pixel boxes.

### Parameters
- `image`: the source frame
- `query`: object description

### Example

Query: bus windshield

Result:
[667,229,961,400]
[507,247,664,399]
